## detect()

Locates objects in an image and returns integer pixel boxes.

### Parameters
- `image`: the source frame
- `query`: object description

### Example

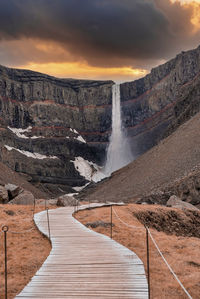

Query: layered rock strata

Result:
[120,45,200,156]
[0,67,113,195]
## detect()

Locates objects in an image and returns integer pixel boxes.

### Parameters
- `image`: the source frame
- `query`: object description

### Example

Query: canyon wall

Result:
[120,45,200,156]
[0,67,113,195]
[0,44,200,196]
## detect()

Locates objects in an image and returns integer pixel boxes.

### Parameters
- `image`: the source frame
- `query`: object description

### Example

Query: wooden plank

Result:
[16,204,148,298]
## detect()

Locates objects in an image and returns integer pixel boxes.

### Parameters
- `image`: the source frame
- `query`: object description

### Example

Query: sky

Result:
[0,0,200,82]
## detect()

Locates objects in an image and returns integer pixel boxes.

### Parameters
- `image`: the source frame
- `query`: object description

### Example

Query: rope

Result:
[147,228,193,299]
[112,207,144,230]
[113,207,193,298]
[8,227,35,234]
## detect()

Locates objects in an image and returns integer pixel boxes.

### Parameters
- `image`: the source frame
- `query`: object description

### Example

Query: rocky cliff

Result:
[120,45,200,156]
[0,44,200,196]
[0,67,113,195]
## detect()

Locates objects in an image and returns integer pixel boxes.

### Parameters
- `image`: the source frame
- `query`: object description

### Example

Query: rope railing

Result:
[1,202,194,299]
[111,206,193,299]
[147,228,193,299]
[0,199,52,299]
[112,206,145,230]
[8,227,35,234]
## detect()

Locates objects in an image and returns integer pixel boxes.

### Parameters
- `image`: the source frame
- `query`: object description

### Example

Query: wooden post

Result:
[46,208,51,241]
[146,226,150,299]
[2,226,9,299]
[111,205,113,239]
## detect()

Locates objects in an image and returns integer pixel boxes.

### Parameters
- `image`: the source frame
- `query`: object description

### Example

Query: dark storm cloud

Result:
[0,0,199,67]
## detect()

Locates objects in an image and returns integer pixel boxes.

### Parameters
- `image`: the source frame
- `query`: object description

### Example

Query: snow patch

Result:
[73,183,90,192]
[75,135,86,143]
[65,193,79,197]
[71,157,106,183]
[68,128,86,143]
[4,145,58,160]
[8,126,44,139]
[8,126,32,139]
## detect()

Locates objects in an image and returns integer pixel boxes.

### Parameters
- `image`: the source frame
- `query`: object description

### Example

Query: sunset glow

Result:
[19,62,148,83]
[189,2,200,30]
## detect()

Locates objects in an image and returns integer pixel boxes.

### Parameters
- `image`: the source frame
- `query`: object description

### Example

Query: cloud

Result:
[0,0,199,71]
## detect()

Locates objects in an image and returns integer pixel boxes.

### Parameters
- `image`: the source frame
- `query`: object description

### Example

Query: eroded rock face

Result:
[0,45,200,196]
[0,69,113,195]
[120,45,200,156]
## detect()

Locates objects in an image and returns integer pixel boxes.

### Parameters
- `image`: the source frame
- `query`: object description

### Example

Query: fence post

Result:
[46,208,51,241]
[2,225,8,299]
[77,199,79,212]
[45,199,47,210]
[33,198,36,218]
[145,226,150,299]
[110,205,113,239]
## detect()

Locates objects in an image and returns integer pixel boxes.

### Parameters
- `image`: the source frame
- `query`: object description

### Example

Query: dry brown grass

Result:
[0,203,52,299]
[75,204,200,299]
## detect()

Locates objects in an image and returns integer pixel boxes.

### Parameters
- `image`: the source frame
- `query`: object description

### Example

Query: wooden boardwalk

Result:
[16,204,148,298]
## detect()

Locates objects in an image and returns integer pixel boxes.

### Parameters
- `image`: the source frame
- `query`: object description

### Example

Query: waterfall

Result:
[104,84,133,175]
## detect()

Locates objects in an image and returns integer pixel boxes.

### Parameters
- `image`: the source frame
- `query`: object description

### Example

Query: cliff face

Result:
[0,44,200,196]
[120,45,200,156]
[0,67,113,195]
[0,67,113,141]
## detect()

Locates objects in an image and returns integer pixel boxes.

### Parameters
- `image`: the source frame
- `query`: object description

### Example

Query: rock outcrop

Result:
[166,195,199,211]
[9,190,34,205]
[0,185,9,203]
[5,183,21,199]
[56,195,77,207]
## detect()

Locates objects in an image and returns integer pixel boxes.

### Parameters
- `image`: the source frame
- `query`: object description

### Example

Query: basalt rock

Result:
[9,190,34,205]
[0,68,113,195]
[56,195,77,207]
[5,183,21,199]
[0,185,8,203]
[166,195,199,211]
[120,45,200,157]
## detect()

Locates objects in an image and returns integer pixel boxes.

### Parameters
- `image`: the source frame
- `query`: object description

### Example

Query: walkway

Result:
[16,204,148,298]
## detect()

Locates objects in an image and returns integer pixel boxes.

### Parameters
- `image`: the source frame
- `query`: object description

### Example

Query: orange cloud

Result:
[170,0,200,31]
[18,62,148,83]
[189,2,200,30]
